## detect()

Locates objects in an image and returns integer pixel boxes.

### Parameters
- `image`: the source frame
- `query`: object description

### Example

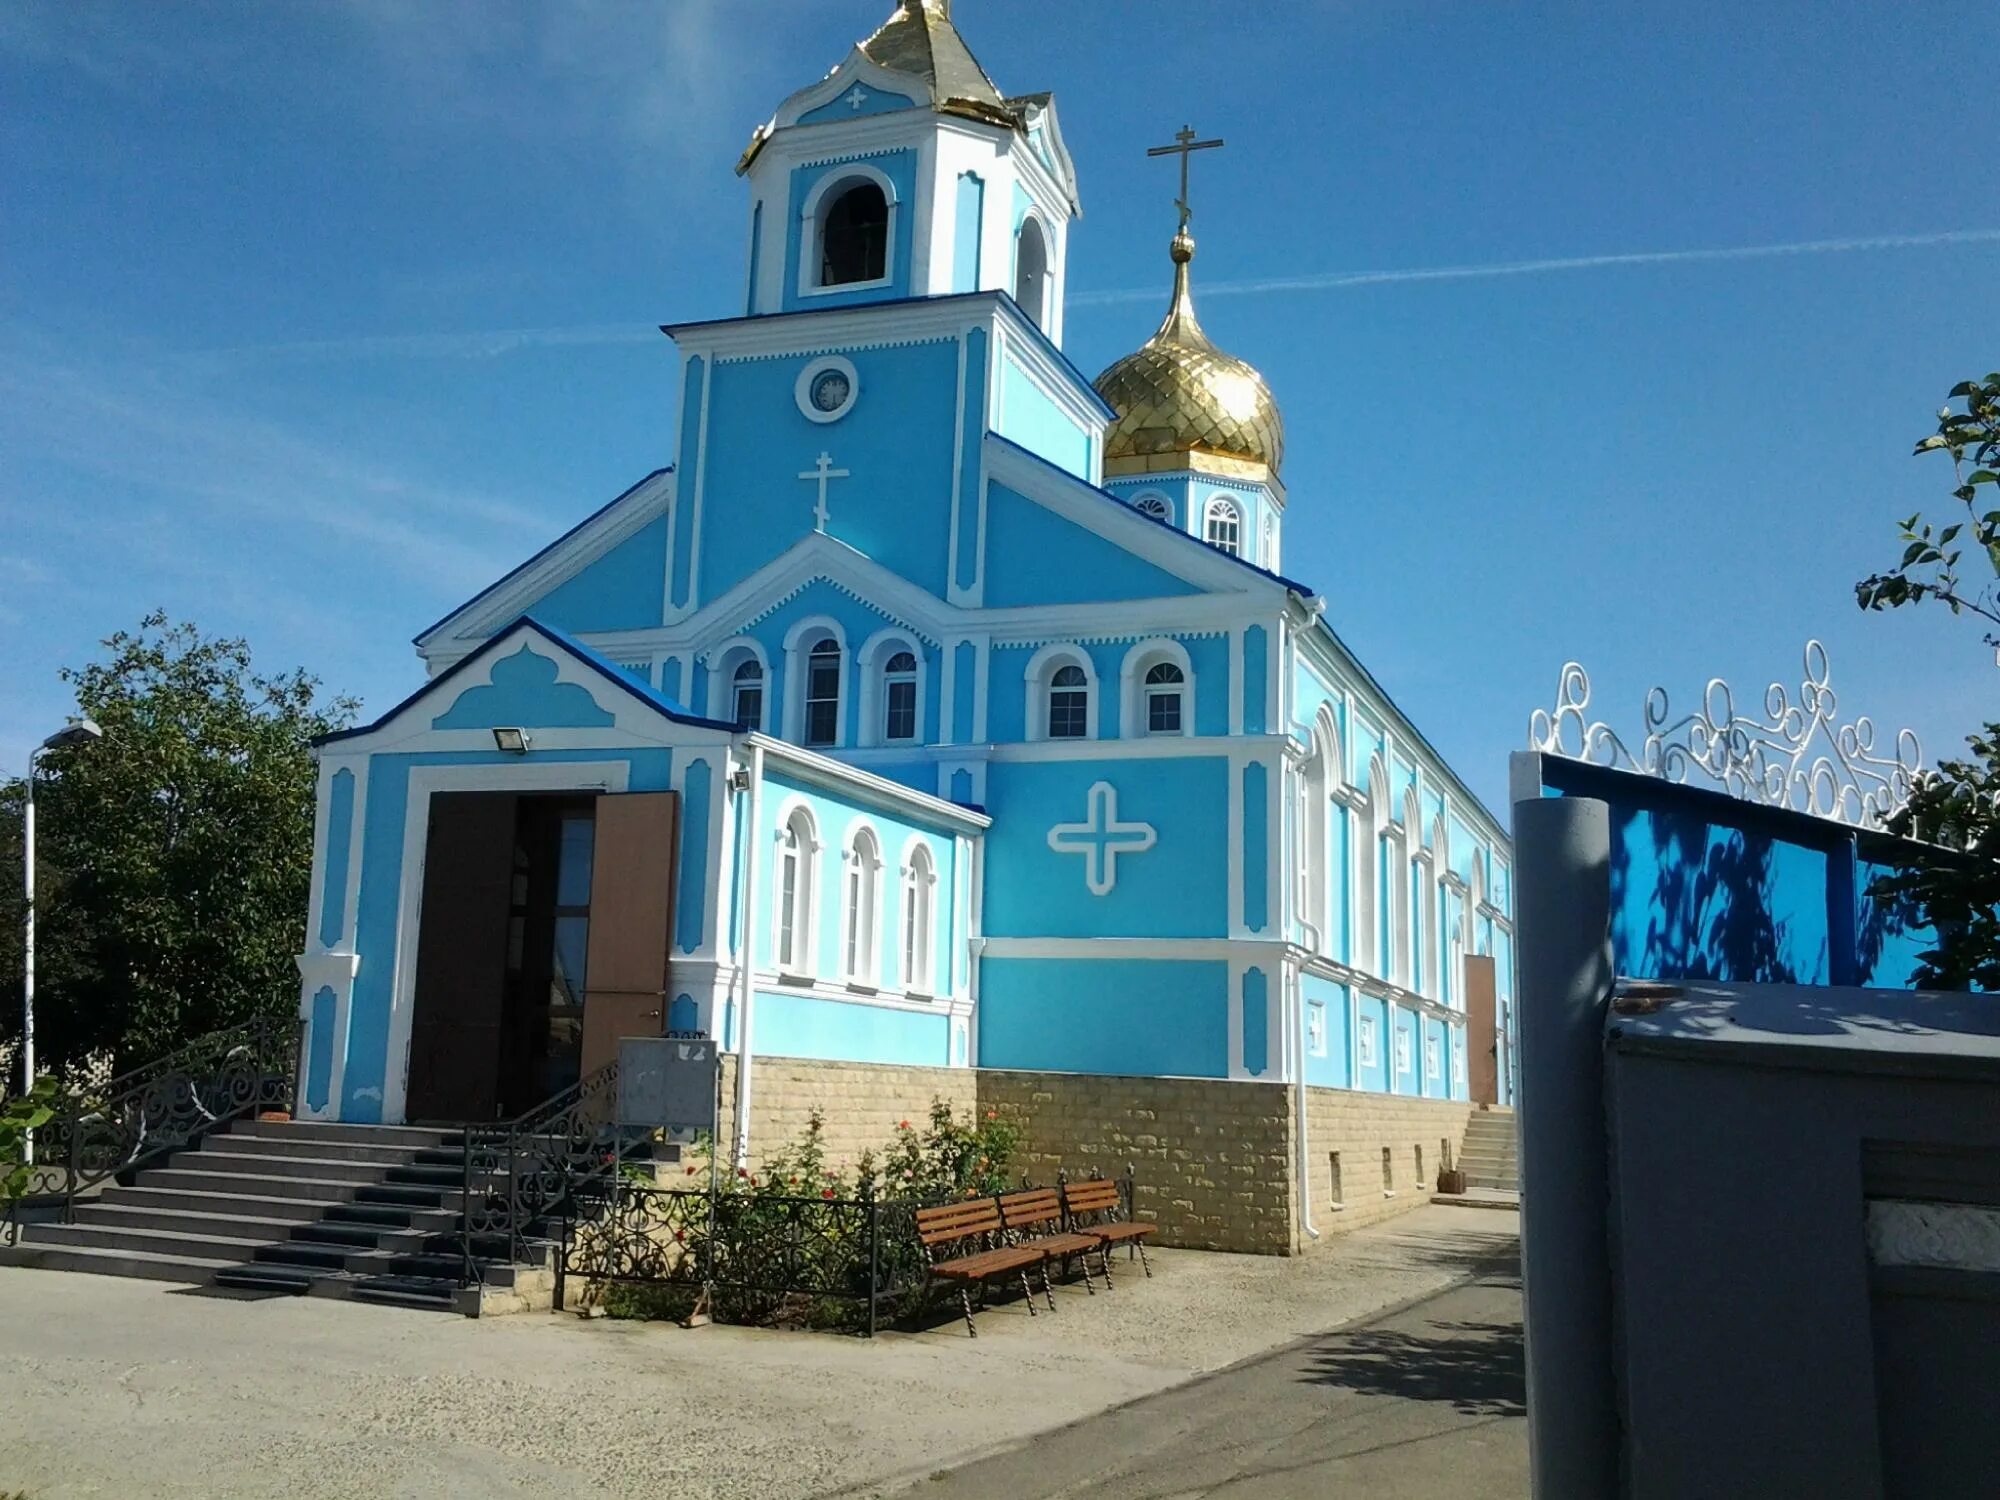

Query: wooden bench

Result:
[996,1187,1108,1299]
[915,1198,1050,1337]
[1060,1177,1157,1280]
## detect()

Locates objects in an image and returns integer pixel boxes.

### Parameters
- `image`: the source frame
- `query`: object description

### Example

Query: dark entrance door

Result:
[1465,954,1499,1105]
[403,788,680,1123]
[404,791,517,1122]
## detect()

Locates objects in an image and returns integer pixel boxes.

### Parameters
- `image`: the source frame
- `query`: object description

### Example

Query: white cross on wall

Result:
[798,451,850,532]
[845,84,869,110]
[1047,781,1156,896]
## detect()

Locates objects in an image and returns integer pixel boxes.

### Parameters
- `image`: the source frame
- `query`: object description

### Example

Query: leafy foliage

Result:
[0,1077,58,1204]
[0,612,355,1077]
[1855,373,2000,646]
[1870,723,2000,992]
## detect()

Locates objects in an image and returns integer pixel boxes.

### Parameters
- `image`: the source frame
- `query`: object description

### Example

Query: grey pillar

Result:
[1514,794,1618,1498]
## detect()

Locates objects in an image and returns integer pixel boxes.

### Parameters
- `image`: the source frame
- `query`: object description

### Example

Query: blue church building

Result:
[295,0,1516,1150]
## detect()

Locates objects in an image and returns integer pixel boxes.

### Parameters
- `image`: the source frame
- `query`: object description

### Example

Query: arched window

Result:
[804,637,842,747]
[901,841,937,995]
[731,658,764,732]
[819,180,888,286]
[1300,730,1330,946]
[1360,767,1388,977]
[1014,216,1050,329]
[775,808,818,975]
[1133,494,1172,523]
[842,826,882,985]
[1142,662,1184,735]
[1048,664,1089,739]
[1204,498,1241,557]
[882,651,918,742]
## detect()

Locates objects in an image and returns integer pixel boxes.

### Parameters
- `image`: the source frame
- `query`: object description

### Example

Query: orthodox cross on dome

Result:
[1146,124,1224,232]
[1047,781,1156,896]
[798,451,850,532]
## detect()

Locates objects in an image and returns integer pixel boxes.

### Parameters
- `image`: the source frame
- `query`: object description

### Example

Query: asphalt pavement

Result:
[896,1262,1526,1499]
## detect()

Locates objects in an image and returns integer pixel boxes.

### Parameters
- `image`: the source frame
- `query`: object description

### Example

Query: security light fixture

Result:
[492,727,531,755]
[728,767,752,793]
[40,718,103,752]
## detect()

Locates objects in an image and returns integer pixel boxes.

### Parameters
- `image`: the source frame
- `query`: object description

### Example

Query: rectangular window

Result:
[777,855,798,970]
[1358,1014,1378,1069]
[1147,692,1181,734]
[1306,1001,1327,1058]
[1425,1035,1441,1080]
[885,679,916,741]
[1395,1026,1413,1076]
[733,684,762,732]
[805,657,841,746]
[1048,690,1088,739]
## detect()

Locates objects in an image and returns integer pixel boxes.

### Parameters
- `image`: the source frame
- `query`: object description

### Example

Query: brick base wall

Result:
[976,1070,1296,1255]
[714,1056,976,1175]
[1301,1089,1475,1237]
[709,1058,1479,1255]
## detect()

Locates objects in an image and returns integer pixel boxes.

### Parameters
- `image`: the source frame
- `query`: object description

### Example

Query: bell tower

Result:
[734,0,1081,342]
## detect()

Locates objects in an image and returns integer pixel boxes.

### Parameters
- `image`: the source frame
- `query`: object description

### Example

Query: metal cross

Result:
[798,451,849,532]
[1146,124,1224,230]
[1047,781,1156,896]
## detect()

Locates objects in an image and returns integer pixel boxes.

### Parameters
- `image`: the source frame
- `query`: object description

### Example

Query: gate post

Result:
[1514,794,1619,1498]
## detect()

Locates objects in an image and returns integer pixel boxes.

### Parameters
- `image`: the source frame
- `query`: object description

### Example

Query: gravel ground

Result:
[0,1204,1516,1500]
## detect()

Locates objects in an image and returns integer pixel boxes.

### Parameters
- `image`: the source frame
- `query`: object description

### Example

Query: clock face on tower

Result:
[809,367,850,413]
[795,354,859,423]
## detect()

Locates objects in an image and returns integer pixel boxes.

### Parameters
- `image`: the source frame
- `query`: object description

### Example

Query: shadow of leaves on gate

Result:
[1298,1279,1526,1418]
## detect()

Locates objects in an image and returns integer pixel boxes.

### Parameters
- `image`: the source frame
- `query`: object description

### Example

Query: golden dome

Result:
[1093,230,1284,477]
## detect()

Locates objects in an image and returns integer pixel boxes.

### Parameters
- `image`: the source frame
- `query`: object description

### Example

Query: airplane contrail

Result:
[1067,227,2000,307]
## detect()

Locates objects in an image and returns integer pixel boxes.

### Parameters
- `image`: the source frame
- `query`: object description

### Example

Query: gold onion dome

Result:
[1093,230,1284,477]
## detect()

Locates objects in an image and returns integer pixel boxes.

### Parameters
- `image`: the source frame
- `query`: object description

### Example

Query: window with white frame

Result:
[1425,1033,1441,1081]
[1014,216,1051,329]
[1204,497,1241,556]
[1358,1013,1379,1068]
[816,177,889,287]
[804,637,842,747]
[1453,1041,1467,1087]
[1395,1024,1413,1076]
[1307,1001,1327,1057]
[901,841,937,995]
[1142,661,1185,735]
[776,808,817,975]
[1047,663,1089,738]
[731,658,764,732]
[1133,493,1172,523]
[882,651,918,742]
[842,825,882,985]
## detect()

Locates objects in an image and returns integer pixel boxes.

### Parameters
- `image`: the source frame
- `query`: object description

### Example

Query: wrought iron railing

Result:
[456,1060,622,1285]
[559,1184,928,1336]
[12,1015,300,1224]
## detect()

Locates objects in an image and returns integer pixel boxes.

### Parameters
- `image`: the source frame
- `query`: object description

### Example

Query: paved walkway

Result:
[0,1205,1516,1500]
[892,1266,1526,1499]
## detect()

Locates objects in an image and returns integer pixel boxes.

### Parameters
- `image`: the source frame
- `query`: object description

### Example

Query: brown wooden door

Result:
[404,791,518,1122]
[1465,954,1499,1105]
[580,790,679,1081]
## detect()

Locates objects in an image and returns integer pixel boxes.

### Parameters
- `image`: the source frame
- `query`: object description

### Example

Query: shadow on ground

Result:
[1299,1273,1526,1418]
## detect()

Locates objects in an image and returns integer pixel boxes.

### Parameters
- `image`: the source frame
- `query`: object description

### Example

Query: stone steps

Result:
[0,1118,555,1315]
[1455,1109,1520,1193]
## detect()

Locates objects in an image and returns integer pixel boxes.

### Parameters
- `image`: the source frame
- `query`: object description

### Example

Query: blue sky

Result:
[1,0,1992,815]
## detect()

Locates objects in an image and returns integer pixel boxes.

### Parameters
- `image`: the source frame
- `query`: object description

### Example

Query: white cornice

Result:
[670,298,989,364]
[749,732,989,833]
[991,318,1108,439]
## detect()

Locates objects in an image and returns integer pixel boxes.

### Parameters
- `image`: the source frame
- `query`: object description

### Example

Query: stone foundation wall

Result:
[976,1070,1297,1255]
[707,1059,1480,1254]
[714,1055,976,1174]
[1300,1089,1476,1236]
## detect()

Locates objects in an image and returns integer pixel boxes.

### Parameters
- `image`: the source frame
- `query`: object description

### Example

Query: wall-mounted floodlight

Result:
[492,727,531,755]
[728,766,752,793]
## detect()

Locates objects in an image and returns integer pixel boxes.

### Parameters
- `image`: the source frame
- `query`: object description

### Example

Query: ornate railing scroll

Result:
[1528,640,1925,832]
[15,1015,299,1223]
[457,1059,622,1285]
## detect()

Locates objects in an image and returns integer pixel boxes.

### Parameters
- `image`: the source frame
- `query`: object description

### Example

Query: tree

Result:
[0,612,356,1080]
[1855,373,2000,648]
[1870,724,2000,992]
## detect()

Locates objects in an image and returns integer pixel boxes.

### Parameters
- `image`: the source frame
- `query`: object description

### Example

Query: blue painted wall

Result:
[952,171,984,292]
[318,769,354,947]
[996,354,1090,477]
[981,756,1230,939]
[980,481,1199,607]
[752,990,950,1067]
[521,515,669,634]
[979,957,1230,1077]
[1241,966,1269,1076]
[1302,973,1351,1088]
[797,80,918,125]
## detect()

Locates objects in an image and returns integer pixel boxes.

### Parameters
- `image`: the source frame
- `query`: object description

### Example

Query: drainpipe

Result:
[730,739,764,1169]
[1292,936,1321,1245]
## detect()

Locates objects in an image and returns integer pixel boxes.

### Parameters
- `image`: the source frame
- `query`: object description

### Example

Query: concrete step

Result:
[76,1202,330,1241]
[233,1120,458,1150]
[139,1168,371,1203]
[0,1240,236,1284]
[202,1134,447,1169]
[22,1222,271,1262]
[169,1152,393,1187]
[1464,1172,1519,1190]
[99,1184,346,1220]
